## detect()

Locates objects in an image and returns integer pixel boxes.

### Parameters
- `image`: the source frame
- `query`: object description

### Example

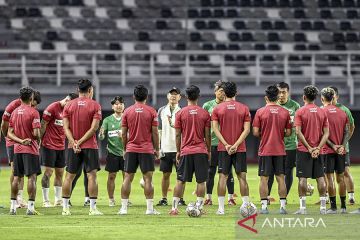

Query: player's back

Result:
[175,105,210,155]
[42,101,65,150]
[254,104,291,156]
[295,103,328,150]
[63,96,102,148]
[323,105,348,152]
[122,102,158,153]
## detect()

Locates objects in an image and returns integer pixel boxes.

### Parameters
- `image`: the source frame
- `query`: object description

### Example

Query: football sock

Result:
[261,198,268,210]
[172,197,180,210]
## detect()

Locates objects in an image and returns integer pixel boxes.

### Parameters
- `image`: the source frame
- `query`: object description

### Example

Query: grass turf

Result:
[0,165,360,240]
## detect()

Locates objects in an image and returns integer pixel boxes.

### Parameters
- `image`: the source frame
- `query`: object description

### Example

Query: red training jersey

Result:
[175,105,211,156]
[253,104,292,156]
[122,103,158,154]
[63,97,102,149]
[42,101,66,150]
[211,100,251,152]
[2,99,22,147]
[294,103,329,152]
[9,104,41,155]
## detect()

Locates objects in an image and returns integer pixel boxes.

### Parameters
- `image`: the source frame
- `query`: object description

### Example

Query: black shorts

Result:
[258,156,286,176]
[7,145,14,165]
[210,146,219,167]
[124,152,155,174]
[41,146,65,168]
[296,150,324,179]
[285,150,297,169]
[345,153,350,167]
[13,153,42,177]
[177,153,209,183]
[66,148,100,174]
[218,152,247,175]
[105,152,124,173]
[160,152,177,173]
[324,153,345,174]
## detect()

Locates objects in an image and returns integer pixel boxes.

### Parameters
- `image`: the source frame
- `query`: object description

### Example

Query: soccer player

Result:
[61,79,103,216]
[119,85,160,215]
[329,86,356,205]
[212,81,251,215]
[320,88,349,214]
[99,96,125,207]
[294,85,329,215]
[8,87,42,215]
[40,93,78,207]
[169,85,211,215]
[1,96,25,208]
[267,82,300,203]
[203,81,236,206]
[253,85,292,214]
[156,87,186,206]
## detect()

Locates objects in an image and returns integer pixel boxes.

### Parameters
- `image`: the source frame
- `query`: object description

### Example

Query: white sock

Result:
[28,200,35,211]
[172,197,180,210]
[300,196,306,209]
[63,198,69,210]
[90,198,97,210]
[242,196,249,204]
[10,199,17,210]
[261,199,268,210]
[54,186,62,202]
[207,194,212,200]
[84,197,89,202]
[349,192,355,200]
[196,197,204,209]
[42,188,49,202]
[17,190,23,200]
[121,199,129,210]
[320,196,327,210]
[218,196,225,212]
[146,199,154,212]
[109,198,115,202]
[280,198,286,208]
[228,194,233,200]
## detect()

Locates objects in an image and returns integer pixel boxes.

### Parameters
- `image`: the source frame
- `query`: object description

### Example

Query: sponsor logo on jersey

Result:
[54,119,63,126]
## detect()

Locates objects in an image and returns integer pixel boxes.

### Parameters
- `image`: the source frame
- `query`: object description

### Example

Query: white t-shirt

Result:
[158,104,181,153]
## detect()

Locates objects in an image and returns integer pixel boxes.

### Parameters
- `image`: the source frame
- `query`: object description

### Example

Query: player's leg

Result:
[53,167,64,206]
[335,154,347,213]
[295,151,312,214]
[194,154,209,212]
[267,174,275,204]
[83,149,101,215]
[119,152,138,214]
[41,167,54,207]
[140,153,158,214]
[10,176,20,214]
[105,152,121,206]
[107,172,117,206]
[87,169,101,214]
[235,153,249,205]
[26,174,38,214]
[170,154,188,215]
[205,146,218,205]
[10,153,22,215]
[157,153,172,206]
[285,150,296,194]
[24,154,42,215]
[83,166,90,206]
[344,154,355,204]
[217,151,231,214]
[274,156,287,213]
[227,170,236,205]
[258,156,271,213]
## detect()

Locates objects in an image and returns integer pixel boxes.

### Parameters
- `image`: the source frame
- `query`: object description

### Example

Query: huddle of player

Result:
[1,79,357,215]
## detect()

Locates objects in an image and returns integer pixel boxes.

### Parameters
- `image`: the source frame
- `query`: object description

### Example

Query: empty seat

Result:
[261,21,272,30]
[268,32,280,41]
[346,33,358,42]
[294,32,306,42]
[190,32,202,41]
[347,10,358,19]
[233,20,246,29]
[320,10,332,19]
[208,20,220,29]
[226,9,238,18]
[242,32,253,41]
[274,21,286,30]
[228,32,240,41]
[161,8,172,18]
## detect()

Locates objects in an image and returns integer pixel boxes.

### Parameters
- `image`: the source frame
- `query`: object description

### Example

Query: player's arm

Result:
[252,127,260,138]
[7,127,31,145]
[317,127,329,150]
[33,127,41,142]
[233,121,251,149]
[99,119,107,140]
[152,125,160,159]
[295,126,312,151]
[205,126,211,153]
[63,117,75,146]
[40,119,49,139]
[342,124,350,146]
[1,120,9,139]
[77,118,100,146]
[175,128,181,163]
[212,120,229,146]
[349,123,355,140]
[121,126,128,152]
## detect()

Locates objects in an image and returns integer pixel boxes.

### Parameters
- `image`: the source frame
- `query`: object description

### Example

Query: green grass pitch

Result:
[0,165,360,240]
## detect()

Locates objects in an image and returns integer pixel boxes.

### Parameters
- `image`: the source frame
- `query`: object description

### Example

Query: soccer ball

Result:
[139,178,153,188]
[240,202,257,218]
[306,183,315,196]
[186,203,201,217]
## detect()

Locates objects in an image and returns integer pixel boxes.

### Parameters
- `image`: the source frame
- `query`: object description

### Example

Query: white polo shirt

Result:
[158,104,181,153]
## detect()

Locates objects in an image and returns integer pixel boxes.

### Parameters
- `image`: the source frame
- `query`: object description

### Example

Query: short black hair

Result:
[277,82,290,91]
[328,86,338,96]
[111,96,124,105]
[185,85,200,101]
[19,87,33,103]
[134,85,148,102]
[214,80,223,91]
[265,85,279,102]
[222,81,237,98]
[303,85,319,102]
[78,79,93,93]
[33,90,41,105]
[68,92,78,100]
[321,87,335,102]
